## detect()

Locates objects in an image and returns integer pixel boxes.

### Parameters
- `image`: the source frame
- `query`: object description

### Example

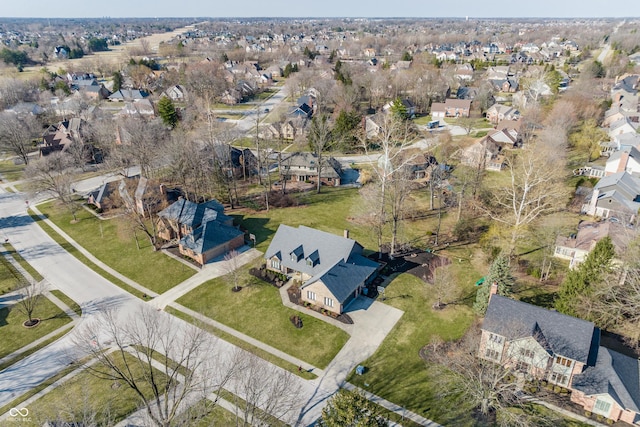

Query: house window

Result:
[593,399,611,416]
[519,348,534,358]
[555,356,572,367]
[271,259,280,270]
[307,291,316,301]
[550,372,568,386]
[324,297,333,307]
[489,333,503,344]
[306,259,313,266]
[485,348,500,360]
[515,361,530,373]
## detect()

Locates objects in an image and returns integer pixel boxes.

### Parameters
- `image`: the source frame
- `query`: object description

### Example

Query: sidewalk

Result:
[167,302,323,377]
[343,383,443,427]
[149,247,262,310]
[29,204,159,298]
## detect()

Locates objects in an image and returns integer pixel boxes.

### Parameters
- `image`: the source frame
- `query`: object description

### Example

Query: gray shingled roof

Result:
[572,347,640,413]
[265,225,359,277]
[265,225,379,303]
[158,199,225,230]
[483,295,598,364]
[180,221,244,255]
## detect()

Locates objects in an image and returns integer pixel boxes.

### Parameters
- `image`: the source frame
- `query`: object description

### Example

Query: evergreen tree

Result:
[158,96,178,129]
[474,255,514,315]
[556,237,615,317]
[319,389,388,427]
[390,97,408,120]
[112,71,123,92]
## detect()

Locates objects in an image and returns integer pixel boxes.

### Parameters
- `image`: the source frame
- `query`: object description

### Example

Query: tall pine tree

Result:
[474,255,514,315]
[158,96,178,129]
[555,236,615,317]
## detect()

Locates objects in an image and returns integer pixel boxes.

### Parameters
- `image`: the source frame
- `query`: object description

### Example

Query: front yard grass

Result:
[28,211,152,300]
[50,289,82,317]
[347,273,476,425]
[0,159,26,182]
[25,353,167,426]
[3,242,44,282]
[0,254,22,294]
[0,297,72,360]
[176,268,349,369]
[36,201,194,294]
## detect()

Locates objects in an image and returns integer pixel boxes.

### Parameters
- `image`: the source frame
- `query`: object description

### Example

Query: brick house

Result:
[157,198,244,266]
[480,295,640,424]
[264,225,379,314]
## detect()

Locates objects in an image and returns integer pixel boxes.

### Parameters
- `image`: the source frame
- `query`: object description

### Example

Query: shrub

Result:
[584,411,592,418]
[606,419,614,425]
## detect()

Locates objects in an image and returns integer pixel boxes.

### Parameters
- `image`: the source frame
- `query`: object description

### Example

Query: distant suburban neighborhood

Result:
[1,14,640,427]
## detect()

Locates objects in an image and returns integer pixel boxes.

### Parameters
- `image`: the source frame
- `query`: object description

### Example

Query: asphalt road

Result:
[0,186,390,426]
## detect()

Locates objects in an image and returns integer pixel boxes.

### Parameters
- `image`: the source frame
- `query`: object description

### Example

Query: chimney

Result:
[489,281,499,300]
[343,229,350,239]
[616,151,630,173]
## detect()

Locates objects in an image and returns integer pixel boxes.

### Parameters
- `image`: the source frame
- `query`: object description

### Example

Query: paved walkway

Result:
[0,248,79,368]
[149,246,262,310]
[29,204,159,298]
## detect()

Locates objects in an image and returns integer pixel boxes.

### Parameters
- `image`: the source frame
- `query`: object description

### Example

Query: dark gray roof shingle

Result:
[572,347,640,413]
[483,295,598,364]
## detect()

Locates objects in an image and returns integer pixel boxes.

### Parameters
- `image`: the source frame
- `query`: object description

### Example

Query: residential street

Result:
[0,185,438,426]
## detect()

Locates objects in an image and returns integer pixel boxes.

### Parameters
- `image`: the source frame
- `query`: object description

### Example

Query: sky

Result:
[3,0,640,19]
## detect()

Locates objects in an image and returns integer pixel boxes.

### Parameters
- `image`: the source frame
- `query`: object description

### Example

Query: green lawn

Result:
[29,212,152,300]
[234,186,438,255]
[176,267,349,369]
[347,273,476,425]
[0,297,72,360]
[0,254,22,294]
[50,289,82,316]
[36,202,195,294]
[0,159,26,182]
[25,353,167,426]
[166,306,317,379]
[3,243,44,281]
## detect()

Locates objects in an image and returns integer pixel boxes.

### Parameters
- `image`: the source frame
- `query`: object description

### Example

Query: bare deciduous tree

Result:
[25,152,81,222]
[72,306,235,427]
[16,280,47,327]
[308,114,333,194]
[0,112,39,165]
[223,249,243,292]
[479,144,568,255]
[228,350,302,426]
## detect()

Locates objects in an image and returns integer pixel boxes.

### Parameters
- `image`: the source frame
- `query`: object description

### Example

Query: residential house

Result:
[481,295,640,425]
[444,99,471,118]
[364,116,382,139]
[582,171,640,221]
[460,138,505,171]
[605,147,640,177]
[486,104,520,125]
[162,85,187,102]
[483,128,521,149]
[280,152,342,186]
[382,98,416,117]
[119,99,155,117]
[264,225,379,314]
[430,102,446,119]
[554,220,634,268]
[38,118,84,157]
[608,117,640,139]
[108,89,148,102]
[157,198,244,266]
[208,144,257,179]
[480,295,599,389]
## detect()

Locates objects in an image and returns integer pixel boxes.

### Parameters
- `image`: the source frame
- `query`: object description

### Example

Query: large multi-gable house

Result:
[157,199,244,266]
[582,171,640,221]
[265,225,379,314]
[280,152,342,187]
[486,104,520,125]
[480,295,640,425]
[460,138,505,171]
